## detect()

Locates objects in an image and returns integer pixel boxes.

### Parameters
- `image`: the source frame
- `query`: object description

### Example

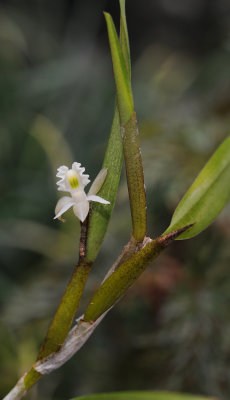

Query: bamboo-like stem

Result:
[37,217,91,360]
[3,237,139,400]
[122,112,147,241]
[118,1,147,240]
[3,368,41,400]
[3,226,192,400]
[83,225,192,322]
[3,217,92,400]
[38,260,92,359]
[35,227,193,373]
[2,238,138,400]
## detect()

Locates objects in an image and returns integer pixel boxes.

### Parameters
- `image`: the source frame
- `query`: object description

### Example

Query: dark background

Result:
[1,1,230,399]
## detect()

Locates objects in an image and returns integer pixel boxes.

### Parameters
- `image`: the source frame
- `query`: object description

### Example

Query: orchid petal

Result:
[72,162,90,188]
[73,201,89,222]
[72,189,88,204]
[56,165,69,192]
[54,162,110,223]
[88,168,108,196]
[56,165,68,177]
[54,196,75,220]
[87,195,110,204]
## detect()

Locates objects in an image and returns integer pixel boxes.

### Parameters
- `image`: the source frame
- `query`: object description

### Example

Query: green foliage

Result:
[164,136,230,239]
[86,0,132,261]
[86,107,123,261]
[72,391,216,400]
[105,10,147,241]
[104,12,133,125]
[1,0,230,399]
[119,0,131,79]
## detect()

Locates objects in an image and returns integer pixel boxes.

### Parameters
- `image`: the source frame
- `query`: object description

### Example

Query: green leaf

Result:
[105,6,147,241]
[119,0,131,80]
[86,107,123,261]
[104,12,134,124]
[164,136,230,239]
[86,3,132,260]
[71,391,217,400]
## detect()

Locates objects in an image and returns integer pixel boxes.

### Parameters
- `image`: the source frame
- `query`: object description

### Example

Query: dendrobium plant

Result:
[54,162,110,222]
[3,1,230,400]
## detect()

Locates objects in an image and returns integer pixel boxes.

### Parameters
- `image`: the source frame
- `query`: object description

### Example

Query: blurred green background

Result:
[0,0,230,399]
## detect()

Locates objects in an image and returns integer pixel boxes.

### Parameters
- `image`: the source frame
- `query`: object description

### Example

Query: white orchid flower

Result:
[54,162,109,223]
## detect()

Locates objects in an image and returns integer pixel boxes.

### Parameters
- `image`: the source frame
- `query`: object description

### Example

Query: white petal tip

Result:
[73,202,89,223]
[54,215,66,222]
[87,168,108,196]
[87,194,110,205]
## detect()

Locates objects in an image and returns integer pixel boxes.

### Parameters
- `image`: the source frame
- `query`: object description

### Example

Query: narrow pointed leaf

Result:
[164,136,230,239]
[119,0,131,79]
[105,6,147,241]
[104,12,133,124]
[86,107,123,261]
[72,391,217,400]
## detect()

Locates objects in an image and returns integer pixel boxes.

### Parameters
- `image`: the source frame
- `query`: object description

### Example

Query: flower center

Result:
[66,170,79,189]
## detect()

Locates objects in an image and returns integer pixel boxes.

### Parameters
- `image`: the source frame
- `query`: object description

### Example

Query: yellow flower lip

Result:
[66,169,79,189]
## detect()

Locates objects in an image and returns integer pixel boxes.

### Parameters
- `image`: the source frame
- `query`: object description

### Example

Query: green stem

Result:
[119,1,147,240]
[83,226,191,322]
[38,216,92,360]
[122,112,147,241]
[37,260,92,360]
[83,238,160,322]
[24,368,41,390]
